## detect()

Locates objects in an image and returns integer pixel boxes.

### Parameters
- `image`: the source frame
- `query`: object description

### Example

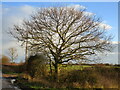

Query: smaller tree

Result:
[8,47,18,63]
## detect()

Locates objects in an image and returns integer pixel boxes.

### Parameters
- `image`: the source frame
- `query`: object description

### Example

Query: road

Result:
[2,78,21,90]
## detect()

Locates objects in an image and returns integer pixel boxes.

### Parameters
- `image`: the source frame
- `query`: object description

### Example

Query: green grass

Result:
[47,64,92,73]
[60,64,91,70]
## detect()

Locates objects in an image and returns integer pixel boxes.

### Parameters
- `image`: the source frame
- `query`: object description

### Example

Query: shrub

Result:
[26,54,47,79]
[60,68,97,88]
[95,66,118,79]
[1,55,10,64]
[2,65,15,73]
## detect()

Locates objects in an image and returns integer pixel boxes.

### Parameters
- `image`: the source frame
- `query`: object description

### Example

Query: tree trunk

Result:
[54,63,58,82]
[25,40,28,61]
[12,58,13,63]
[49,59,52,75]
[25,40,28,72]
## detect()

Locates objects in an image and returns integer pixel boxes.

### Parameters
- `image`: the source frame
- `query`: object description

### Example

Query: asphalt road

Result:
[2,78,21,90]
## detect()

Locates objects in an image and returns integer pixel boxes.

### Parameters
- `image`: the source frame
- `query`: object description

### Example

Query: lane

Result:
[2,78,21,90]
[2,78,13,88]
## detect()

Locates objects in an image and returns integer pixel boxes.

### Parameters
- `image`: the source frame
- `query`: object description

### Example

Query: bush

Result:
[60,68,97,88]
[2,65,15,74]
[26,54,47,79]
[1,55,10,64]
[94,66,119,88]
[95,66,118,79]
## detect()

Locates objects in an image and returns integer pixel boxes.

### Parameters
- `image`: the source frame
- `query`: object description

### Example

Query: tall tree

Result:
[8,47,18,63]
[10,7,112,80]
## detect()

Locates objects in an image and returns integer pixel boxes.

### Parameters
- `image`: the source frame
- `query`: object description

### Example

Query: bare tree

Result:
[8,47,18,63]
[10,7,112,80]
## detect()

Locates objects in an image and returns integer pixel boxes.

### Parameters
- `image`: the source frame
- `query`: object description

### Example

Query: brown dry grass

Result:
[3,64,119,89]
[2,74,18,78]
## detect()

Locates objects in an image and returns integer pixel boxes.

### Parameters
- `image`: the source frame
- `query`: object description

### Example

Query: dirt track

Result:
[2,78,21,90]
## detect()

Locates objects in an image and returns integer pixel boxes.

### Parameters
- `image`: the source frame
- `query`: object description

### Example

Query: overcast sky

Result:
[1,2,119,64]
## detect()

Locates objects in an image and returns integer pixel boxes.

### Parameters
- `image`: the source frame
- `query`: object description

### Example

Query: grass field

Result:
[47,64,92,71]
